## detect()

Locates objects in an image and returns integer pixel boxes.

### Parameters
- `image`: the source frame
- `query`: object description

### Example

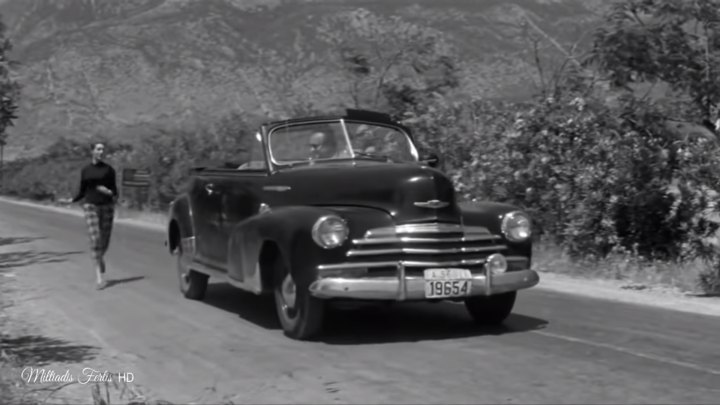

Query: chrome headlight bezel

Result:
[485,253,508,275]
[501,211,532,242]
[311,215,349,249]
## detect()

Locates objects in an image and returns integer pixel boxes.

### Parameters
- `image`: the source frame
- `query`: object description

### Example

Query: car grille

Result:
[318,223,521,277]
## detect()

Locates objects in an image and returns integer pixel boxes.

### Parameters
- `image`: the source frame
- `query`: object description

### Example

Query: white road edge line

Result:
[533,330,720,377]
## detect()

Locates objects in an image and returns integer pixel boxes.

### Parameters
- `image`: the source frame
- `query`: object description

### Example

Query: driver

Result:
[308,131,350,160]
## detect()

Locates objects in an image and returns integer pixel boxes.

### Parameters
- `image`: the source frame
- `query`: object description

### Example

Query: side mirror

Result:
[421,152,440,168]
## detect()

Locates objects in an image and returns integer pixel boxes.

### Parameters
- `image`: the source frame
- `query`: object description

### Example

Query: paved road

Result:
[1,199,719,404]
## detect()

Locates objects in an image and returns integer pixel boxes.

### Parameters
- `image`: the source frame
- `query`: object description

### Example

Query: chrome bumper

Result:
[308,267,540,301]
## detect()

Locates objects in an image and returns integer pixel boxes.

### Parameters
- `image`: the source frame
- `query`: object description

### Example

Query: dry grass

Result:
[1,320,169,405]
[0,265,21,404]
[533,240,710,294]
[0,352,32,405]
[0,268,41,405]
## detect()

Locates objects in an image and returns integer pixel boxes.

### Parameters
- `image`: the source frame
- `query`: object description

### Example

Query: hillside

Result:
[0,0,607,160]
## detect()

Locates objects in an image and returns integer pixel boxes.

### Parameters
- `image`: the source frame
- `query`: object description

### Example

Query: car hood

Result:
[263,161,462,224]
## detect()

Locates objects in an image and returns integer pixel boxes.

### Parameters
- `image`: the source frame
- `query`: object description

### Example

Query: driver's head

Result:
[308,131,336,159]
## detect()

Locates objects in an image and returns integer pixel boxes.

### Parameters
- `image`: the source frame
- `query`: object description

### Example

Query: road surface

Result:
[0,199,718,404]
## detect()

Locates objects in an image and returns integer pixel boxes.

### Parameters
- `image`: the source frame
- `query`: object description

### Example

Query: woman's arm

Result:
[108,167,119,200]
[71,169,87,203]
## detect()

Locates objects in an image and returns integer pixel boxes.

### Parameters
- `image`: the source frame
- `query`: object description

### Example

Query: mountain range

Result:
[0,0,608,160]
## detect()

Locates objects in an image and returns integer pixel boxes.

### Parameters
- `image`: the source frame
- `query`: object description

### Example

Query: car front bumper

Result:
[308,266,540,301]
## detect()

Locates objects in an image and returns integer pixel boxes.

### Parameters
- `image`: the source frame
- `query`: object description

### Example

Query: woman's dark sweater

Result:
[72,161,118,205]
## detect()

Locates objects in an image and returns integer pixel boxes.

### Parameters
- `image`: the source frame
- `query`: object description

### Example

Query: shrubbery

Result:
[389,72,720,293]
[1,113,260,209]
[113,112,259,209]
[452,92,720,261]
[1,137,130,202]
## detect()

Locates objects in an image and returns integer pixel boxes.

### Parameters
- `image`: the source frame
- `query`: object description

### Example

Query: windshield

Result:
[268,120,418,166]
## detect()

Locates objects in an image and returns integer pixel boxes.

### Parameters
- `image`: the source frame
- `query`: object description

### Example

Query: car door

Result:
[190,175,227,267]
[215,173,267,261]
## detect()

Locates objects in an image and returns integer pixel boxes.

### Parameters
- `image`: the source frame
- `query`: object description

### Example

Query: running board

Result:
[189,259,264,295]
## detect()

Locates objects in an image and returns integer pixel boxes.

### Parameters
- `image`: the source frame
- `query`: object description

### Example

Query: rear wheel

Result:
[464,292,517,325]
[273,255,325,340]
[176,245,208,300]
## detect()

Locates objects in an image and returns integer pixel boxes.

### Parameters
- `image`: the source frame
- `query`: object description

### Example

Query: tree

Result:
[314,7,463,163]
[248,45,329,119]
[589,0,720,123]
[316,8,460,112]
[586,0,720,291]
[0,14,20,143]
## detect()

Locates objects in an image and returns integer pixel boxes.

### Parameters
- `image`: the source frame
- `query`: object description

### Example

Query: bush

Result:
[1,114,260,211]
[1,137,132,202]
[698,262,720,295]
[114,113,259,210]
[405,88,720,272]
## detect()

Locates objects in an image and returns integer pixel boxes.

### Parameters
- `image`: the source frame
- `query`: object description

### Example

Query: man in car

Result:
[308,131,351,160]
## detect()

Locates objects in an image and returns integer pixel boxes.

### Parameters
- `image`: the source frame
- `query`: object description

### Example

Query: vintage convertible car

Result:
[166,109,540,340]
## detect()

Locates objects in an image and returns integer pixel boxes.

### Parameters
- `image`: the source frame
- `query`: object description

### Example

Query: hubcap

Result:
[281,273,297,310]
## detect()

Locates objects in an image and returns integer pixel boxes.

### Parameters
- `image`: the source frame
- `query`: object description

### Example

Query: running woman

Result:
[61,142,118,290]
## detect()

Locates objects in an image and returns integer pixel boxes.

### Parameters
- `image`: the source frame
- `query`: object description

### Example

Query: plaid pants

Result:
[82,203,115,262]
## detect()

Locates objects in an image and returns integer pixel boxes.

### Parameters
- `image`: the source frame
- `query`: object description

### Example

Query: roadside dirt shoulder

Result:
[0,229,155,404]
[535,271,720,318]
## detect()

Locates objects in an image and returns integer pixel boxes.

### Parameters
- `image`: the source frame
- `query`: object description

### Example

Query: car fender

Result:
[459,200,532,259]
[167,195,195,254]
[227,205,394,294]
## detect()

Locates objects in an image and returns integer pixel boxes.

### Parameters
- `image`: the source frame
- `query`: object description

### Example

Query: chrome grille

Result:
[344,223,507,273]
[362,223,497,238]
[317,223,529,276]
[349,223,504,255]
[347,245,502,257]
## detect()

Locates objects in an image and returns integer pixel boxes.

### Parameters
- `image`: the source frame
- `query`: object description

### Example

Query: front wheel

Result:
[464,292,517,325]
[176,246,208,300]
[273,256,325,340]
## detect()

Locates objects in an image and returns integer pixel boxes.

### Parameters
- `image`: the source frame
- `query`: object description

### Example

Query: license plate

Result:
[423,268,472,298]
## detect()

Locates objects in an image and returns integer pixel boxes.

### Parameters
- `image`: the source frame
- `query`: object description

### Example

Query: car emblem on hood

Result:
[414,199,449,209]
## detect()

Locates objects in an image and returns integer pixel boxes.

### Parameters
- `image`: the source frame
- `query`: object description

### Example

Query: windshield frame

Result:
[265,118,420,170]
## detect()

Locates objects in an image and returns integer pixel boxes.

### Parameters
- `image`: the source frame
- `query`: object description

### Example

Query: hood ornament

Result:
[414,199,449,209]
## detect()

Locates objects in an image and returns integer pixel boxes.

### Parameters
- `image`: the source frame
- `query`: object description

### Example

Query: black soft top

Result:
[263,109,410,133]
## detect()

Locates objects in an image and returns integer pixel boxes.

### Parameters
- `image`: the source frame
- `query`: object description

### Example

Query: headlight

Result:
[501,211,532,242]
[312,215,349,249]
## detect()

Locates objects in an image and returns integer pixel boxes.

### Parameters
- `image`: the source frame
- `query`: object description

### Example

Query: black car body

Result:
[166,109,540,340]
